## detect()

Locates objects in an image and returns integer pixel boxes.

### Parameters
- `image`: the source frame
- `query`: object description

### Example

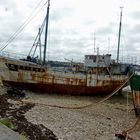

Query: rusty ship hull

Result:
[129,71,140,115]
[2,80,123,95]
[0,56,127,95]
[0,1,129,96]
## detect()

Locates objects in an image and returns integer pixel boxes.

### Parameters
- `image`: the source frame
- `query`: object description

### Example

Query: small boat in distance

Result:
[0,0,128,95]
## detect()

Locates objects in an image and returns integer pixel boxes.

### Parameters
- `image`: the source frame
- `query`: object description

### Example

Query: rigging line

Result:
[28,17,46,56]
[0,0,48,51]
[0,0,46,51]
[32,17,47,57]
[1,0,48,51]
[32,44,38,57]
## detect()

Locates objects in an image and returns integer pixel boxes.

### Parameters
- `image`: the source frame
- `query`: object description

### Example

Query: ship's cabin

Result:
[84,54,111,68]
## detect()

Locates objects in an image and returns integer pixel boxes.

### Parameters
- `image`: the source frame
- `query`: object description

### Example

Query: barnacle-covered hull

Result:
[0,56,127,95]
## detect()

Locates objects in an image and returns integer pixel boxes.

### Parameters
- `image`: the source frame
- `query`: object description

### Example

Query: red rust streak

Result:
[2,80,125,95]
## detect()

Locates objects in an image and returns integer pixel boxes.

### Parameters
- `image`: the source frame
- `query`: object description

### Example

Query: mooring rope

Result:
[22,73,134,109]
[122,114,140,135]
[21,72,140,139]
[115,72,140,140]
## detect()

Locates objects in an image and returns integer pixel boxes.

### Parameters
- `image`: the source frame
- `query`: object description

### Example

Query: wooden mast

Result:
[43,0,50,65]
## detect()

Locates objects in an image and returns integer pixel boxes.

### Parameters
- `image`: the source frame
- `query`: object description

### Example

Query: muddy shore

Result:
[0,85,140,140]
[0,86,57,140]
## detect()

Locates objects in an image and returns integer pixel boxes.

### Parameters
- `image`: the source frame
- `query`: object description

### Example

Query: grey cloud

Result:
[50,7,75,21]
[48,47,85,62]
[123,24,140,53]
[0,0,18,15]
[0,0,11,4]
[129,24,140,35]
[130,11,140,20]
[0,5,27,46]
[96,27,114,35]
[82,19,95,26]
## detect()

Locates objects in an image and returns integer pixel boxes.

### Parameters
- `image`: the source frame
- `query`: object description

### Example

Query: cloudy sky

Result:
[0,0,140,63]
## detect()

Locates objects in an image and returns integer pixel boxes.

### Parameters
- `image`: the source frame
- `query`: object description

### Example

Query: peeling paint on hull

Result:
[2,80,123,95]
[0,57,128,95]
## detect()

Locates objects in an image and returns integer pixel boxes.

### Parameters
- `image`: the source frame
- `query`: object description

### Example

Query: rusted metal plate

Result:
[132,90,140,115]
[2,80,125,95]
[0,56,127,96]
